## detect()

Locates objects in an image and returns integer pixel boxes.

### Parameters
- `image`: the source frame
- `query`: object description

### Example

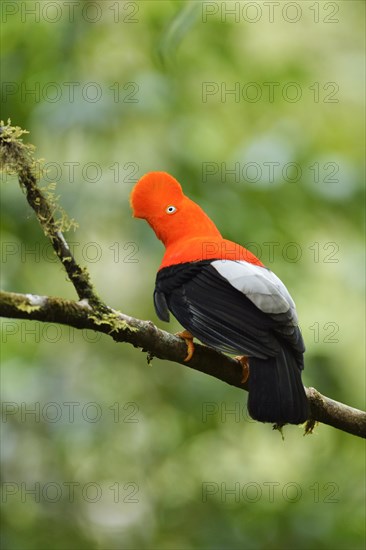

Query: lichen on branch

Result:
[0,120,103,308]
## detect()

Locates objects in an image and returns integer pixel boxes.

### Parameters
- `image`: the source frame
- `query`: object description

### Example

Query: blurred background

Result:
[1,1,365,548]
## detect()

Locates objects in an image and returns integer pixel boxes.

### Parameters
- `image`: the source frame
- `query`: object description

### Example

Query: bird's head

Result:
[130,172,221,247]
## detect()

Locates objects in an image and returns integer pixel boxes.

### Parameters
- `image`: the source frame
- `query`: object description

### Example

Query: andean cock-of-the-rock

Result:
[130,171,309,425]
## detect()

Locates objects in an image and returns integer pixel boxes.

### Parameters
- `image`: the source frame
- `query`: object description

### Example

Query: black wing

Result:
[154,261,305,361]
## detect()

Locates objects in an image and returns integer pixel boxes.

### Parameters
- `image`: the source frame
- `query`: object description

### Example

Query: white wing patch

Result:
[211,260,298,323]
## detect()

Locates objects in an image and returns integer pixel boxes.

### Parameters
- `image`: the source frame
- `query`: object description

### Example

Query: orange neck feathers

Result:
[130,172,263,269]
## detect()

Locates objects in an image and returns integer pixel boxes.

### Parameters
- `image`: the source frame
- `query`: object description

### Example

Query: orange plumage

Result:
[130,171,263,269]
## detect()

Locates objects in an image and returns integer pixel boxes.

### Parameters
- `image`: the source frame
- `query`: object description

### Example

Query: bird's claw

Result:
[176,330,195,362]
[235,355,250,383]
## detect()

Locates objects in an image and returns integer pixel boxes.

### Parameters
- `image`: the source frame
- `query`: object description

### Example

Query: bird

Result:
[130,171,309,425]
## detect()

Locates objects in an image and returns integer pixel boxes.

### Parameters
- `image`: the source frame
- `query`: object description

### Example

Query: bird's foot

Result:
[235,355,250,384]
[175,330,195,362]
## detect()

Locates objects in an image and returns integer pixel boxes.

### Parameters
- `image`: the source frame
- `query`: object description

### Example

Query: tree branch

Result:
[1,122,365,439]
[1,290,365,439]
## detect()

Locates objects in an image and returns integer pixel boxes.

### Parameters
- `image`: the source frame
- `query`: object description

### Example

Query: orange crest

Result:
[130,172,184,220]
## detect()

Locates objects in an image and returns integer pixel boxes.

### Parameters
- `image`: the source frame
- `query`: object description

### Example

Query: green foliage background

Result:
[1,1,365,549]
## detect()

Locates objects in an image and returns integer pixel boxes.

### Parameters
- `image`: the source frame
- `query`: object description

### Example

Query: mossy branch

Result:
[1,123,365,439]
[1,290,365,438]
[0,121,104,309]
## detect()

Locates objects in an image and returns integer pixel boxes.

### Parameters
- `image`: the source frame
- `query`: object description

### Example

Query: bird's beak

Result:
[132,209,144,219]
[130,199,143,219]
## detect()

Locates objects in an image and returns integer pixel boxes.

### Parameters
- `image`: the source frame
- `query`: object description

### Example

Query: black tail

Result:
[247,347,309,425]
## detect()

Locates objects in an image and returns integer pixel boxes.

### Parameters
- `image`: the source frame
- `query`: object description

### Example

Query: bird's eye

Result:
[166,205,177,214]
